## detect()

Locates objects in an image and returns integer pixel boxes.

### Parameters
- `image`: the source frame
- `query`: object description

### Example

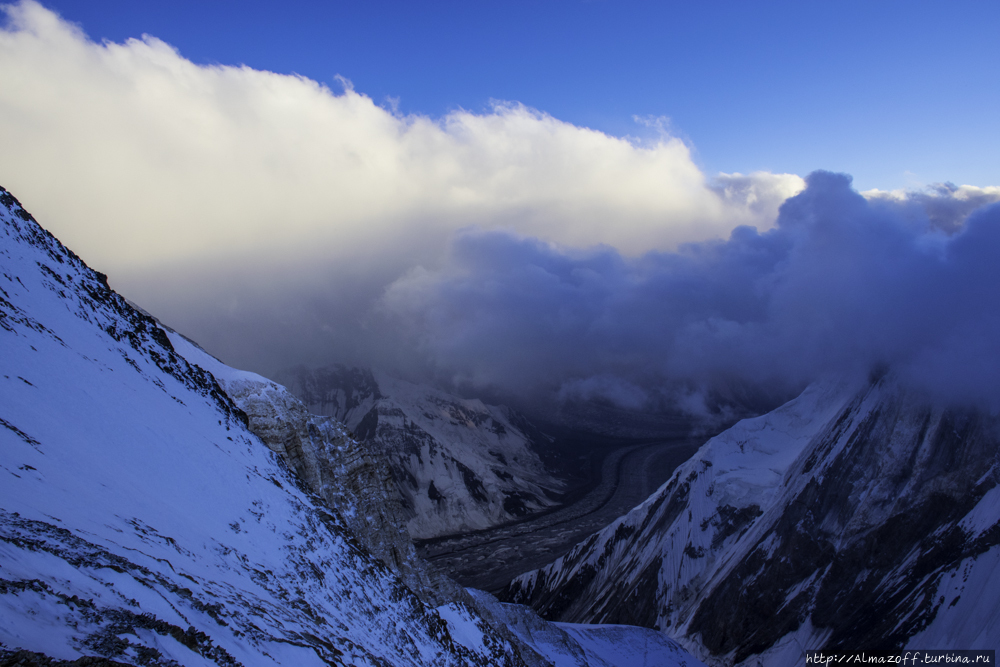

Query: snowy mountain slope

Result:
[503,376,1000,664]
[163,296,720,667]
[278,366,565,539]
[0,187,533,665]
[467,590,706,667]
[163,332,466,609]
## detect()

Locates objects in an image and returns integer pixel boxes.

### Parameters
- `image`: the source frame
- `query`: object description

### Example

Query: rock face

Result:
[0,187,532,665]
[278,365,566,539]
[503,377,1000,665]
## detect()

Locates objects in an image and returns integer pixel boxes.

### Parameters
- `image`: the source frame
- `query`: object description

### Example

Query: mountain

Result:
[503,375,1000,664]
[0,186,538,664]
[468,590,706,667]
[276,365,566,539]
[0,185,710,667]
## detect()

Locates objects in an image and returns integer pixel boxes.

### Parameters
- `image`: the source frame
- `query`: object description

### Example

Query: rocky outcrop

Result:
[0,648,131,666]
[277,365,566,539]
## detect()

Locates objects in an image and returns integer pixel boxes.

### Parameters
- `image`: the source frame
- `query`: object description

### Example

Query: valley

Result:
[417,434,704,591]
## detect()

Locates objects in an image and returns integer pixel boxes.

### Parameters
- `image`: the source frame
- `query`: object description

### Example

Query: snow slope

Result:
[0,187,529,665]
[504,376,1000,665]
[467,590,706,667]
[278,366,565,539]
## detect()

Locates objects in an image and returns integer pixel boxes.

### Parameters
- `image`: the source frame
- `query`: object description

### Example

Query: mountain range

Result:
[3,181,997,665]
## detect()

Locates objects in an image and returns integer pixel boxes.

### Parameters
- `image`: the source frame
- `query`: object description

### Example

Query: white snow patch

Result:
[907,544,1000,648]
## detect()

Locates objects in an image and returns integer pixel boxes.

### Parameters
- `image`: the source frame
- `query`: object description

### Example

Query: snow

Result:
[907,545,1000,648]
[508,378,861,625]
[436,603,490,658]
[285,365,566,539]
[959,483,1000,538]
[166,328,269,389]
[741,619,833,667]
[467,589,707,667]
[373,371,564,538]
[556,623,707,667]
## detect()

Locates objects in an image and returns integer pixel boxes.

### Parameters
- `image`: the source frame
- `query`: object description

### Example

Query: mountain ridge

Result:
[0,185,533,665]
[503,375,1000,664]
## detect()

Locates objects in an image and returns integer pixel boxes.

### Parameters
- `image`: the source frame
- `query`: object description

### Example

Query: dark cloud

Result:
[379,172,1000,414]
[866,182,1000,233]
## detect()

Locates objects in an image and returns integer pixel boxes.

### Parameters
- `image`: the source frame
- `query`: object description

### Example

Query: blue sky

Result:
[32,0,1000,191]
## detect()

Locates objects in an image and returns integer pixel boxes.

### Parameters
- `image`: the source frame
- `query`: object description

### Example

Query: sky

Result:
[1,1,999,417]
[16,0,1000,191]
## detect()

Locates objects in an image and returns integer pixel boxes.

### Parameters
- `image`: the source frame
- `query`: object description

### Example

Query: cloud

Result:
[0,0,804,381]
[863,183,1000,232]
[6,3,996,416]
[0,0,800,275]
[380,172,1000,412]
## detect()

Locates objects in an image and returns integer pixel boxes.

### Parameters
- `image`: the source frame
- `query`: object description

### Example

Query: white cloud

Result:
[0,1,816,382]
[4,4,998,414]
[0,0,801,278]
[863,183,1000,232]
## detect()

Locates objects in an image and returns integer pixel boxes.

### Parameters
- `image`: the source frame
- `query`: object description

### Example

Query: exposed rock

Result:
[168,336,469,608]
[277,365,566,539]
[0,648,131,666]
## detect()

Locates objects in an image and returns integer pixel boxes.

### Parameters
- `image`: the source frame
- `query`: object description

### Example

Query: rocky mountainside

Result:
[503,376,1000,664]
[0,186,709,667]
[162,331,465,608]
[277,366,566,539]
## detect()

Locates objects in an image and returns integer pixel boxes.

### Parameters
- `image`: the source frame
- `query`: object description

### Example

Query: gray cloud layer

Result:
[380,173,1000,413]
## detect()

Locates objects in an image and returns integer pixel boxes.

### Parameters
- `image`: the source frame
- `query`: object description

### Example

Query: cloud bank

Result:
[381,173,1000,413]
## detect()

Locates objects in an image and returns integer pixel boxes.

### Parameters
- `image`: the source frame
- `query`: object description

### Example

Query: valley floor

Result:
[417,436,703,591]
